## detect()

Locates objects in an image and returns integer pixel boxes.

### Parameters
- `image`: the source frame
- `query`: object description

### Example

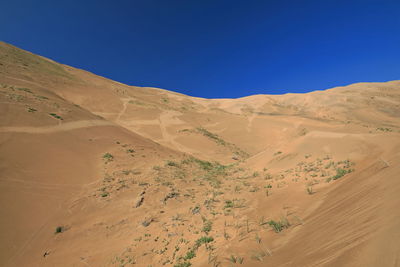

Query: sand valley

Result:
[1,41,400,267]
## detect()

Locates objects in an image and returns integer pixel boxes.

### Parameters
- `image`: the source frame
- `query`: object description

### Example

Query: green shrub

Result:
[16,87,33,93]
[224,200,234,209]
[36,95,49,100]
[268,218,290,233]
[183,250,196,260]
[195,236,214,247]
[49,113,63,120]
[193,158,213,170]
[229,255,244,264]
[103,153,114,163]
[166,160,179,167]
[202,220,212,234]
[332,167,353,180]
[55,226,64,234]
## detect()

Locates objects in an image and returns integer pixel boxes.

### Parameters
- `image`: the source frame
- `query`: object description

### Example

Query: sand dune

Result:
[0,41,399,267]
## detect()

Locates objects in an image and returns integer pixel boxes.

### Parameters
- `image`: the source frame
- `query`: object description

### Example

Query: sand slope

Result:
[0,41,399,267]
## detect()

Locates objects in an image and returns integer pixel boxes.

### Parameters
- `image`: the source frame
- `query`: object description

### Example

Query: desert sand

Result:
[0,41,399,266]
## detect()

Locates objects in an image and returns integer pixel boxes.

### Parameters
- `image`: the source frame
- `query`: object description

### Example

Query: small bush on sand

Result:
[55,226,64,234]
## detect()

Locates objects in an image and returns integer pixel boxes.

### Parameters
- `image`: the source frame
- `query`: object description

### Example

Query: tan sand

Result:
[0,41,399,266]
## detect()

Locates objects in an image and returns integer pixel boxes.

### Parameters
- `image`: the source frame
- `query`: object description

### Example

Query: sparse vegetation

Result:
[332,167,353,180]
[194,127,249,158]
[223,199,245,209]
[16,87,33,93]
[166,160,179,167]
[251,251,267,261]
[196,127,226,146]
[183,250,196,260]
[103,153,114,163]
[202,218,213,234]
[174,262,191,267]
[153,165,161,171]
[36,95,49,100]
[268,217,290,233]
[376,127,392,132]
[224,200,234,209]
[195,236,214,247]
[49,113,63,120]
[306,186,314,195]
[55,226,64,234]
[1,42,380,267]
[228,255,244,264]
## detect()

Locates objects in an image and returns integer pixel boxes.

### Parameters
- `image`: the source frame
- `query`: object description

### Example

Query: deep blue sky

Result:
[1,0,400,98]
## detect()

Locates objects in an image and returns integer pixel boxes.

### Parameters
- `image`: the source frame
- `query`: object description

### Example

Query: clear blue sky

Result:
[1,0,400,98]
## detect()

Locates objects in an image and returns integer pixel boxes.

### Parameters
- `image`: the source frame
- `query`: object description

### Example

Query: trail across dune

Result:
[0,120,115,134]
[157,110,200,153]
[116,98,130,122]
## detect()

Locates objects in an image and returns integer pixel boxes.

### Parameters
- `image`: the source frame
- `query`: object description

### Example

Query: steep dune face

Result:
[0,41,399,267]
[247,135,400,267]
[0,42,182,266]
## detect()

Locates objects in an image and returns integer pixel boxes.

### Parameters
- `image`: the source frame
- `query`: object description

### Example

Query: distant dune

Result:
[1,41,399,267]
